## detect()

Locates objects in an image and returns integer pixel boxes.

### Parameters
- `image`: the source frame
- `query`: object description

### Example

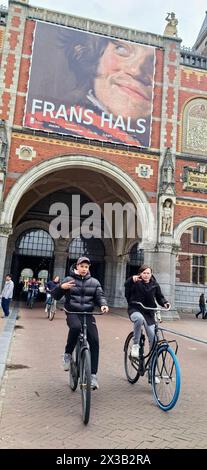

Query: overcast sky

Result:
[2,0,207,48]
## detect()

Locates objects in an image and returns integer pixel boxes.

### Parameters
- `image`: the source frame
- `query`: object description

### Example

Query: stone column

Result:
[152,241,179,319]
[0,224,13,290]
[53,239,68,280]
[104,255,128,307]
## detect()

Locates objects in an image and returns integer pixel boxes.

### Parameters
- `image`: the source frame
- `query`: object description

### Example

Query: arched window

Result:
[182,98,207,155]
[16,229,54,257]
[68,236,105,261]
[67,236,105,284]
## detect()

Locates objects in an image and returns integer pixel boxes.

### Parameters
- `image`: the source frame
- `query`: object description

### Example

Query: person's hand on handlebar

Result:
[164,302,171,309]
[101,305,109,313]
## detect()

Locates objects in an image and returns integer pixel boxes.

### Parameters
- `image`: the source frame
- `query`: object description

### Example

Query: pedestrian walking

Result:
[0,274,14,317]
[196,293,206,319]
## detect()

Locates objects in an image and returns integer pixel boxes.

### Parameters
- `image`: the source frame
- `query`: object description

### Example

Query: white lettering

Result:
[101,112,113,128]
[113,115,125,131]
[43,101,55,118]
[31,99,43,114]
[83,109,94,125]
[55,104,68,121]
[136,119,146,134]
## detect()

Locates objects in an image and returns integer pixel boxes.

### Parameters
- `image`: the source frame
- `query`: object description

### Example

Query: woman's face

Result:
[95,40,154,120]
[140,268,152,283]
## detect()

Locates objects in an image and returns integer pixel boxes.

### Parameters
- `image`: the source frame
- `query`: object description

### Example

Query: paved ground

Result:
[0,303,207,449]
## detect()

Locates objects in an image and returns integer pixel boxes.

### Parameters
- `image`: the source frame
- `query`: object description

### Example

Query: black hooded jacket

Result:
[124,275,168,325]
[53,264,107,313]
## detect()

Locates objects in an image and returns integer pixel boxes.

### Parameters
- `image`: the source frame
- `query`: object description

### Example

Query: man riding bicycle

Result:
[44,275,60,313]
[53,257,109,390]
[27,278,39,306]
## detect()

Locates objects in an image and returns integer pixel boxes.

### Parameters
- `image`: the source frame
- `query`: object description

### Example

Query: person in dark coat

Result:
[196,293,206,319]
[125,264,170,359]
[53,256,108,390]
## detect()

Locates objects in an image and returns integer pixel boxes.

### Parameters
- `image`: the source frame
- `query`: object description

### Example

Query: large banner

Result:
[24,21,155,147]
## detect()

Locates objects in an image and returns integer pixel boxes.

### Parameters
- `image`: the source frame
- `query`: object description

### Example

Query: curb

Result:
[0,307,18,388]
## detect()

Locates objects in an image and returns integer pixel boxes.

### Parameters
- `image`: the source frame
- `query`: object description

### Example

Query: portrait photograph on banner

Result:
[24,21,156,147]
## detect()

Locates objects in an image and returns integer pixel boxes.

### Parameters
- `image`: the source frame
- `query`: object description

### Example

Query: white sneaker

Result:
[91,374,99,390]
[155,376,160,384]
[45,307,48,313]
[131,344,139,358]
[62,353,71,371]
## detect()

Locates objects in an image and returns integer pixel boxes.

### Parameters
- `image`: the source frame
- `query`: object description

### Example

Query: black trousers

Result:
[65,314,99,374]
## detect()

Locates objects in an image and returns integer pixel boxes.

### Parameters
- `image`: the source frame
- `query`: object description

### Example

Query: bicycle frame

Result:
[139,317,178,372]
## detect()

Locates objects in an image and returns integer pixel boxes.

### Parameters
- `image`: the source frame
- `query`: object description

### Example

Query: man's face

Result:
[95,40,154,120]
[76,263,90,276]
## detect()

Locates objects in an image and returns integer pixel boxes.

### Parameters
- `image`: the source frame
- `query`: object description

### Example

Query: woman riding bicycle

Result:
[53,257,108,390]
[124,264,170,359]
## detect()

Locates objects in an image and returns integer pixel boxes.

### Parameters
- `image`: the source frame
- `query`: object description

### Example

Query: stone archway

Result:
[1,155,156,245]
[0,155,156,304]
[174,216,207,244]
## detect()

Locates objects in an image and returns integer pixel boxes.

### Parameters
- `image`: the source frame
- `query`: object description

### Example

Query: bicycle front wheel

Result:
[80,348,91,425]
[49,302,56,321]
[124,332,140,384]
[151,344,181,411]
[70,344,79,392]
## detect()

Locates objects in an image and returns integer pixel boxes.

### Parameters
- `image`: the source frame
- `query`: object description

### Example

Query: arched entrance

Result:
[11,229,54,298]
[1,155,156,306]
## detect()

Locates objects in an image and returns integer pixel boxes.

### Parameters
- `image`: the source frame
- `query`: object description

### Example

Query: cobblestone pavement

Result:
[0,304,207,449]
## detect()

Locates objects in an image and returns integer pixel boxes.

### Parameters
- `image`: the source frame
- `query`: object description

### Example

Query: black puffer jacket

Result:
[54,265,107,313]
[125,275,168,325]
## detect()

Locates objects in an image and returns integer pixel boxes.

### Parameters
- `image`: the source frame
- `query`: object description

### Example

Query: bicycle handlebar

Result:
[61,308,103,315]
[132,301,171,311]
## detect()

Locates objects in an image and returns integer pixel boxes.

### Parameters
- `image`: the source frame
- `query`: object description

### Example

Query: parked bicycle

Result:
[45,293,57,321]
[63,309,102,425]
[124,302,181,411]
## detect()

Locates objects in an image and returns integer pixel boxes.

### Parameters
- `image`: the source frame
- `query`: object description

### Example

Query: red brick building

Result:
[0,1,207,313]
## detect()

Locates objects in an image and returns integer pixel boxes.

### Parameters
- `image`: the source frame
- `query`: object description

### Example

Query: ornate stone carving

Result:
[161,199,173,235]
[16,145,36,161]
[135,164,153,178]
[0,223,13,237]
[163,12,178,37]
[159,148,175,195]
[182,98,207,155]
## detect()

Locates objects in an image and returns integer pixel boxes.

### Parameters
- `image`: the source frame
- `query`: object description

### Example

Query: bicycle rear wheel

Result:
[124,332,140,384]
[151,344,181,411]
[80,348,91,425]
